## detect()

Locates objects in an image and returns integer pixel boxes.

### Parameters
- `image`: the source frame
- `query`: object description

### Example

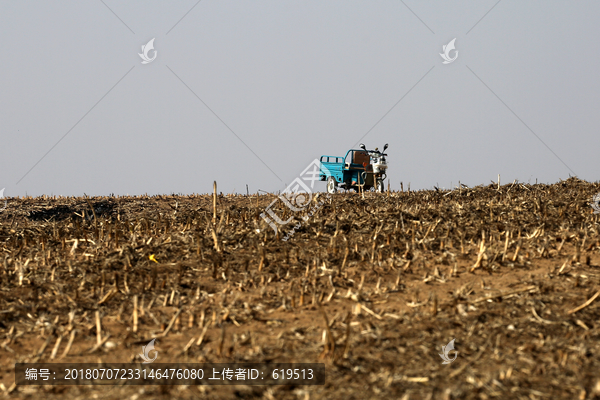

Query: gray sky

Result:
[1,1,599,197]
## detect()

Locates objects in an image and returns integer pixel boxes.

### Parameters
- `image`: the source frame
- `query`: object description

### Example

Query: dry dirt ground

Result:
[2,178,600,399]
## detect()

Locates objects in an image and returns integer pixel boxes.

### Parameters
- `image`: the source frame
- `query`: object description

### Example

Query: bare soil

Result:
[2,178,600,399]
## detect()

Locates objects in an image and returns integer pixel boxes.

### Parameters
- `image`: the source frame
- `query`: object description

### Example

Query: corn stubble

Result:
[1,178,600,399]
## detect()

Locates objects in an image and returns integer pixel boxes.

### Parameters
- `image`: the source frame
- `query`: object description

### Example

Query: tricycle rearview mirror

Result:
[359,143,366,150]
[383,143,388,151]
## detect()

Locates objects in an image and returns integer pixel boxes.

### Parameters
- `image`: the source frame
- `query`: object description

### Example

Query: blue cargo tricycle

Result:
[319,143,388,193]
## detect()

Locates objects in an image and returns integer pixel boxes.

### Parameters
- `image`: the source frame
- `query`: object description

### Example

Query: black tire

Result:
[327,177,338,194]
[376,179,384,193]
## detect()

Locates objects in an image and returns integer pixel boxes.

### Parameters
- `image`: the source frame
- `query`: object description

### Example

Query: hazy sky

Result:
[2,1,599,197]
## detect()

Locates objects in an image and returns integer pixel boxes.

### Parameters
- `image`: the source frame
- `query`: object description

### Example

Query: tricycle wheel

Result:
[376,179,385,193]
[327,177,338,194]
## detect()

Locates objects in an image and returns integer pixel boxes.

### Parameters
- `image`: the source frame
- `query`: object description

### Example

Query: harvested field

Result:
[2,177,600,399]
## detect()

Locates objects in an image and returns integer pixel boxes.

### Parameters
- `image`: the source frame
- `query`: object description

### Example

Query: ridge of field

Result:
[1,178,600,399]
